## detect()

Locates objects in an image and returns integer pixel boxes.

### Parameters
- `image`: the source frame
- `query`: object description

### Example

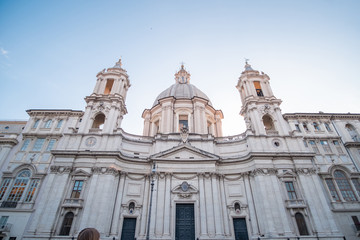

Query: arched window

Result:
[334,170,356,201]
[7,170,31,202]
[60,212,74,235]
[295,212,309,235]
[346,124,359,141]
[44,119,52,128]
[262,115,275,131]
[92,113,105,130]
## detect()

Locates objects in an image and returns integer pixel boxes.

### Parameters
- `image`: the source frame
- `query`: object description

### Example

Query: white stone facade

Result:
[0,60,359,240]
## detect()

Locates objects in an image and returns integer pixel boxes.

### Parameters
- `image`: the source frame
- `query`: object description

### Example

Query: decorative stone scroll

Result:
[295,168,317,175]
[91,166,121,176]
[172,181,198,199]
[50,166,73,174]
[249,168,277,176]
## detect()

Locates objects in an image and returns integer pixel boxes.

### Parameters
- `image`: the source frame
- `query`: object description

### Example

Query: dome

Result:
[152,83,213,107]
[152,64,212,107]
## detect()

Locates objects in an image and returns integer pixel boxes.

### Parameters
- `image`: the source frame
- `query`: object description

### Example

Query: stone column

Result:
[219,175,230,236]
[298,172,324,233]
[204,174,215,236]
[26,172,57,234]
[38,167,71,234]
[139,175,150,237]
[255,173,276,235]
[198,173,207,236]
[163,173,171,236]
[80,169,100,229]
[155,173,166,236]
[211,173,223,236]
[149,174,159,238]
[244,174,259,236]
[110,172,126,235]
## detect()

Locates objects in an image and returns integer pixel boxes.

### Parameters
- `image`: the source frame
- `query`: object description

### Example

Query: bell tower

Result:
[78,59,130,134]
[236,61,290,136]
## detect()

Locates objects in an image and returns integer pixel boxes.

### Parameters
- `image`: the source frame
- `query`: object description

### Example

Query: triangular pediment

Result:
[277,170,297,178]
[150,144,220,161]
[71,169,91,177]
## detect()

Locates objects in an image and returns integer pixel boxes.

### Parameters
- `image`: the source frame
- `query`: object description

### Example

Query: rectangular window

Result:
[32,120,40,128]
[7,178,29,202]
[56,119,63,128]
[179,115,188,130]
[325,179,340,201]
[285,181,297,200]
[303,140,308,147]
[295,124,301,132]
[324,123,332,132]
[104,79,114,95]
[32,138,45,151]
[309,140,319,153]
[313,122,320,131]
[320,140,332,153]
[71,180,83,198]
[24,179,40,202]
[0,216,9,227]
[332,140,344,154]
[0,179,11,201]
[253,81,264,96]
[302,123,309,131]
[46,139,56,151]
[20,139,30,151]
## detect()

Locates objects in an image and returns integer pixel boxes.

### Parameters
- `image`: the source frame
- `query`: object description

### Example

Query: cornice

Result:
[51,150,149,163]
[0,138,18,146]
[26,109,83,117]
[344,141,360,148]
[283,113,360,120]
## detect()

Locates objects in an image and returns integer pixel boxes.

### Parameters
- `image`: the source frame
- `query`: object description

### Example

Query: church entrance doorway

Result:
[120,218,136,240]
[233,218,249,240]
[175,203,195,240]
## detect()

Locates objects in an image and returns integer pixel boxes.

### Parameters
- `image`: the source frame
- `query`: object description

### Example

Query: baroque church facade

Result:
[0,60,360,240]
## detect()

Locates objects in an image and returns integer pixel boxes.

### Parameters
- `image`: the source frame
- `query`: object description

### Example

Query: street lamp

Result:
[146,163,156,240]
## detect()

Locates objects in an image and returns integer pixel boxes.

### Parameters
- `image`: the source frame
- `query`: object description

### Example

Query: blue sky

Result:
[1,0,359,135]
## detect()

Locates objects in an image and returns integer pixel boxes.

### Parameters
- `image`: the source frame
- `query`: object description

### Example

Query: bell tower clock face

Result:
[85,137,97,147]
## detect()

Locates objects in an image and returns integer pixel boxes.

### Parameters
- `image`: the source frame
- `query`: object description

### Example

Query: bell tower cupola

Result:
[78,58,131,134]
[236,61,290,136]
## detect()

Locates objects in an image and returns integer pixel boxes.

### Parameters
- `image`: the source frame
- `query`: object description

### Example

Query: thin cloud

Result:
[0,48,9,57]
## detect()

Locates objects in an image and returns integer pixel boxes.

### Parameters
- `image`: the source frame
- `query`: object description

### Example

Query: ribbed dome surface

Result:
[152,83,212,107]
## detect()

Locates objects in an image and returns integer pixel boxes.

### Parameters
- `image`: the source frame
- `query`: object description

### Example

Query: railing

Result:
[216,133,246,143]
[0,201,17,208]
[119,128,153,142]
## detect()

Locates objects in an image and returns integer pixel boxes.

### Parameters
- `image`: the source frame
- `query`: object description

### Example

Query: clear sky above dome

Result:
[0,0,359,136]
